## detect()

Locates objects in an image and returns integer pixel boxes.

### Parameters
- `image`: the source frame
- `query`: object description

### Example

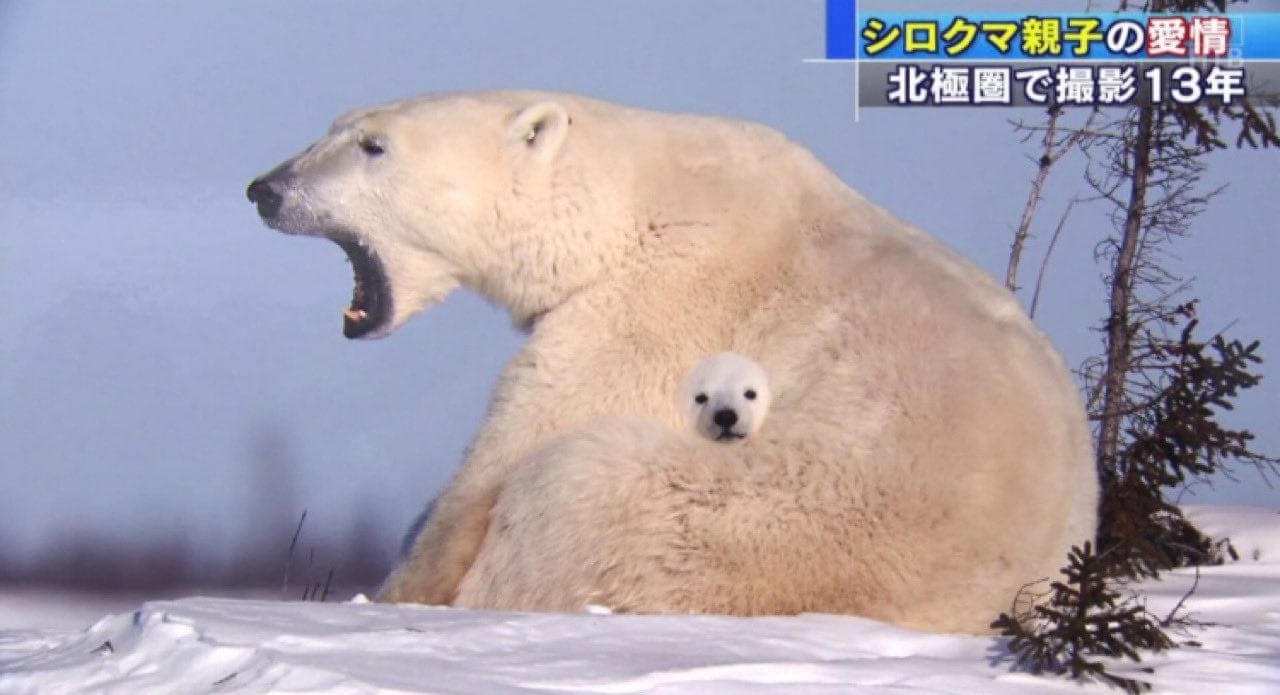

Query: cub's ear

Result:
[507,101,570,161]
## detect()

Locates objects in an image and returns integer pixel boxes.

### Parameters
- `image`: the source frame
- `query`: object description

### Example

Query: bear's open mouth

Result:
[335,237,391,339]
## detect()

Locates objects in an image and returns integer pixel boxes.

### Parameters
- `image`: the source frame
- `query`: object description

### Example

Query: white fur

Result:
[252,91,1099,634]
[682,352,771,443]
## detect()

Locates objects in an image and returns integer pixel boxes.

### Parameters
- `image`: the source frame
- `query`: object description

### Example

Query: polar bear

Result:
[682,352,771,443]
[247,90,1098,633]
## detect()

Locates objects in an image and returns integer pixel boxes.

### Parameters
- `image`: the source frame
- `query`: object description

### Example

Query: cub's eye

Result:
[694,393,708,405]
[358,135,385,156]
[744,390,757,400]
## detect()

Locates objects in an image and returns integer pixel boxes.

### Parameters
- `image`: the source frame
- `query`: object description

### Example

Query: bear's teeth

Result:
[344,308,368,321]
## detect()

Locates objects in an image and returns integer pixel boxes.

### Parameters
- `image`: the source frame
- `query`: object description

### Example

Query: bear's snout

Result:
[713,409,738,429]
[246,177,284,220]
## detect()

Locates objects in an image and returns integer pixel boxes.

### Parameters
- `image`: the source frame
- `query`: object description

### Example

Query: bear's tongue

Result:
[336,238,387,339]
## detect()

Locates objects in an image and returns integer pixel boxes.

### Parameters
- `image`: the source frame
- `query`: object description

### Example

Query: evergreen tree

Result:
[995,0,1279,689]
[992,543,1174,693]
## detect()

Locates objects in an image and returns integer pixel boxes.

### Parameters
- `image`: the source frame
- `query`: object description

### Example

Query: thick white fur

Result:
[256,91,1098,633]
[682,352,771,442]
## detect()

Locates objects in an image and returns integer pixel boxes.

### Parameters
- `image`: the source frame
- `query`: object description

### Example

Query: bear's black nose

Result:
[246,177,283,220]
[713,409,738,429]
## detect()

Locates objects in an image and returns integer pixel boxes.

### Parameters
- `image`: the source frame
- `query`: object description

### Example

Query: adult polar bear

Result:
[247,91,1097,633]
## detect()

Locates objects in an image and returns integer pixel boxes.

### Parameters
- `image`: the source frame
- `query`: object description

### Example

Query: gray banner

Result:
[857,60,1280,107]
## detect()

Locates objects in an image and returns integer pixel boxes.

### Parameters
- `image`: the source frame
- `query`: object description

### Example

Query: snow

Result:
[0,590,156,634]
[1,505,1277,694]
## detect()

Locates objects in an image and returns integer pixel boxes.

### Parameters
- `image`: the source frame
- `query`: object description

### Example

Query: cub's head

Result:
[247,91,629,339]
[681,352,772,443]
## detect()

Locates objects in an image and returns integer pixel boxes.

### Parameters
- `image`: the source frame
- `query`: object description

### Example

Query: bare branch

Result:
[1029,198,1079,319]
[1160,564,1200,628]
[1006,109,1097,293]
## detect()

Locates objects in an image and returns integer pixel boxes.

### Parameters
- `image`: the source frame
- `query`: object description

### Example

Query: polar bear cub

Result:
[681,352,772,443]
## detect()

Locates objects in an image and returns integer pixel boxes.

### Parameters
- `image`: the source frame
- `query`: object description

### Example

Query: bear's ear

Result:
[507,101,570,161]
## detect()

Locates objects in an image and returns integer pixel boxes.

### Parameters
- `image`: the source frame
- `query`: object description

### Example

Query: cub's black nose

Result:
[713,409,738,429]
[246,178,283,219]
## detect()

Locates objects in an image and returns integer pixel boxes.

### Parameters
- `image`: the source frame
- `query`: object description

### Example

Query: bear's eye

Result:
[358,135,386,157]
[695,393,708,405]
[744,389,757,401]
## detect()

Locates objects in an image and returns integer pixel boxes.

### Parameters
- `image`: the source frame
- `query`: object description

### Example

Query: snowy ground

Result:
[1,505,1277,694]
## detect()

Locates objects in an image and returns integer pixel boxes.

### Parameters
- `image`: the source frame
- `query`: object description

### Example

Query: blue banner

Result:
[825,0,857,60]
[826,12,1280,61]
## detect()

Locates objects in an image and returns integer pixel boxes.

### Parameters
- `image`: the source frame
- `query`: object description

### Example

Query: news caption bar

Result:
[824,2,1280,108]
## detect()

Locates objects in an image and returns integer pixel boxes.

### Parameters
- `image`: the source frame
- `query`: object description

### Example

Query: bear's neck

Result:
[504,111,869,332]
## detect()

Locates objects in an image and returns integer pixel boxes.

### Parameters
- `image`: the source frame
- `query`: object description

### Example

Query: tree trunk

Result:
[1096,103,1155,486]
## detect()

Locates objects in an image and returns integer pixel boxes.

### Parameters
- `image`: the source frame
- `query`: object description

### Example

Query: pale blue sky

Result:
[1,0,1276,560]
